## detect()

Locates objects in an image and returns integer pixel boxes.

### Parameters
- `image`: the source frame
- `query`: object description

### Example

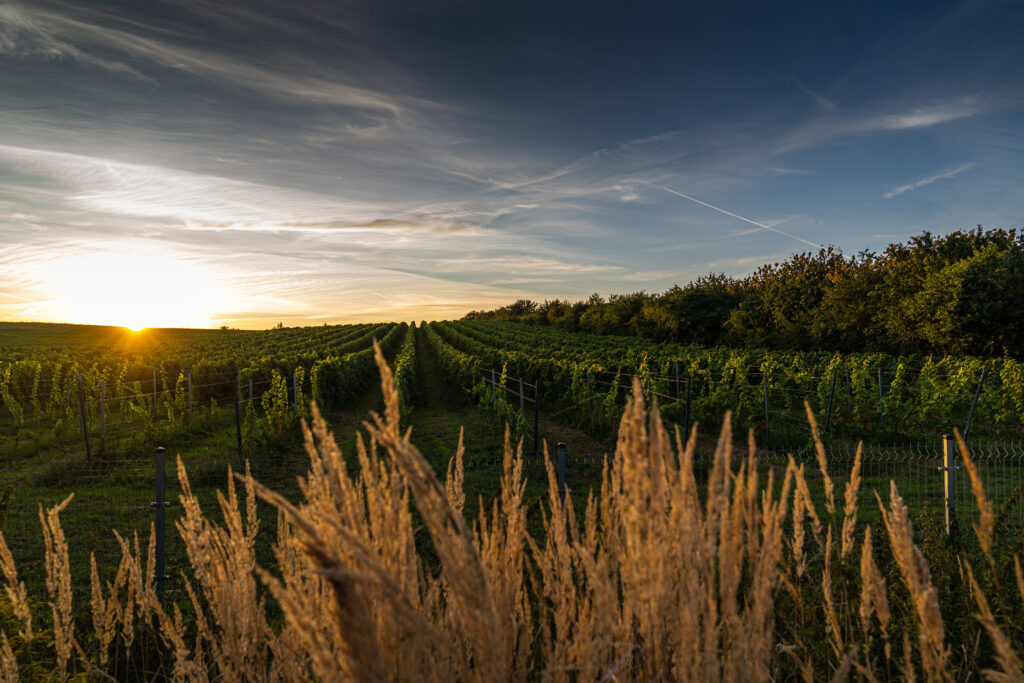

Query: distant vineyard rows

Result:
[425,320,1024,445]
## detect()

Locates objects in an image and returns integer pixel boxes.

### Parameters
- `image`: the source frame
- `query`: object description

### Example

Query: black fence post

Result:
[674,362,680,402]
[151,446,170,595]
[99,378,106,453]
[877,366,885,429]
[533,379,540,459]
[77,374,92,462]
[824,369,837,433]
[963,367,988,440]
[519,377,525,423]
[187,372,192,424]
[684,372,691,445]
[234,370,243,455]
[763,371,771,442]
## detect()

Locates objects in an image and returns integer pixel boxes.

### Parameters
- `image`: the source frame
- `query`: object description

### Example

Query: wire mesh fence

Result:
[0,369,311,597]
[553,434,1024,539]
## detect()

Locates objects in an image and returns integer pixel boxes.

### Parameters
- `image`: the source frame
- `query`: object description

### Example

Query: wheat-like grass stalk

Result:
[877,482,951,681]
[964,560,1024,682]
[1015,555,1024,605]
[956,431,994,569]
[0,529,32,642]
[0,632,16,683]
[840,443,862,561]
[39,494,75,680]
[822,526,844,659]
[88,553,120,670]
[858,525,891,638]
[805,402,835,516]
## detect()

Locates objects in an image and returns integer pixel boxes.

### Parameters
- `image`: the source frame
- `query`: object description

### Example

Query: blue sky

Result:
[1,0,1022,327]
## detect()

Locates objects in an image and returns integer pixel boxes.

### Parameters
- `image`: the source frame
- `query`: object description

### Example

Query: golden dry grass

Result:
[0,344,1022,680]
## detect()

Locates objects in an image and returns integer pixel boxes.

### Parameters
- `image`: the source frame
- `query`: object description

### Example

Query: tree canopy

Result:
[464,227,1024,358]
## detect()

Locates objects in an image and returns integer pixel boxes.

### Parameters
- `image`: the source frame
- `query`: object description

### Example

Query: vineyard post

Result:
[519,377,525,422]
[77,374,92,462]
[963,367,988,439]
[293,369,299,415]
[533,379,540,459]
[877,366,885,429]
[674,362,680,402]
[763,372,770,442]
[684,372,691,446]
[846,364,853,401]
[491,369,496,406]
[557,442,567,506]
[187,372,192,424]
[234,371,242,456]
[249,377,253,405]
[824,369,837,433]
[151,446,170,595]
[939,435,959,538]
[152,369,157,417]
[100,378,106,452]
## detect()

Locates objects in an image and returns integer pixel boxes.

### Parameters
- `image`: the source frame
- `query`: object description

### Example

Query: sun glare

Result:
[45,250,226,329]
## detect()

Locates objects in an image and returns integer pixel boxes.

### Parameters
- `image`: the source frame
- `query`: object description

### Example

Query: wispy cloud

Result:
[184,217,474,234]
[662,187,824,249]
[883,163,975,199]
[0,2,419,116]
[0,4,154,82]
[791,76,837,111]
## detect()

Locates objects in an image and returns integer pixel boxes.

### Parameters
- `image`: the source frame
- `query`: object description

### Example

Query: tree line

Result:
[464,227,1024,357]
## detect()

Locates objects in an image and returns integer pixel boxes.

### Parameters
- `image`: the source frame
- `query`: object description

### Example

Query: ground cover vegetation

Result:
[465,227,1024,358]
[1,349,1023,679]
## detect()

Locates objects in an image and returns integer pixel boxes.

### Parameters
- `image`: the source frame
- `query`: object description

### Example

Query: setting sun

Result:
[43,250,227,329]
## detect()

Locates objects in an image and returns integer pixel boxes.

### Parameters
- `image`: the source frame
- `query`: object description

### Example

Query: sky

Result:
[1,0,1022,329]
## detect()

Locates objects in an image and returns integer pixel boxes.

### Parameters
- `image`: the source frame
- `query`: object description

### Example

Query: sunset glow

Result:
[43,251,227,330]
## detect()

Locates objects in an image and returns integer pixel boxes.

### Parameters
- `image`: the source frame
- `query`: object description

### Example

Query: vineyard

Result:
[1,320,1024,678]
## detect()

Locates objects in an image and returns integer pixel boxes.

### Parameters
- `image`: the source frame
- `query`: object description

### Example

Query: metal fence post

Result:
[248,377,253,405]
[77,374,92,462]
[99,378,106,452]
[234,371,243,455]
[824,369,837,433]
[684,372,691,445]
[533,379,540,459]
[878,366,885,429]
[293,369,299,414]
[557,442,567,505]
[187,372,192,424]
[940,435,959,538]
[519,377,525,422]
[151,446,170,595]
[674,362,680,402]
[152,369,157,417]
[963,367,988,439]
[763,371,771,442]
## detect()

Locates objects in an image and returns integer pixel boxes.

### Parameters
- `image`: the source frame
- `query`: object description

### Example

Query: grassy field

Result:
[2,322,1024,679]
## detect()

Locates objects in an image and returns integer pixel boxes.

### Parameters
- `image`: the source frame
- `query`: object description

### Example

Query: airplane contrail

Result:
[662,187,824,250]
